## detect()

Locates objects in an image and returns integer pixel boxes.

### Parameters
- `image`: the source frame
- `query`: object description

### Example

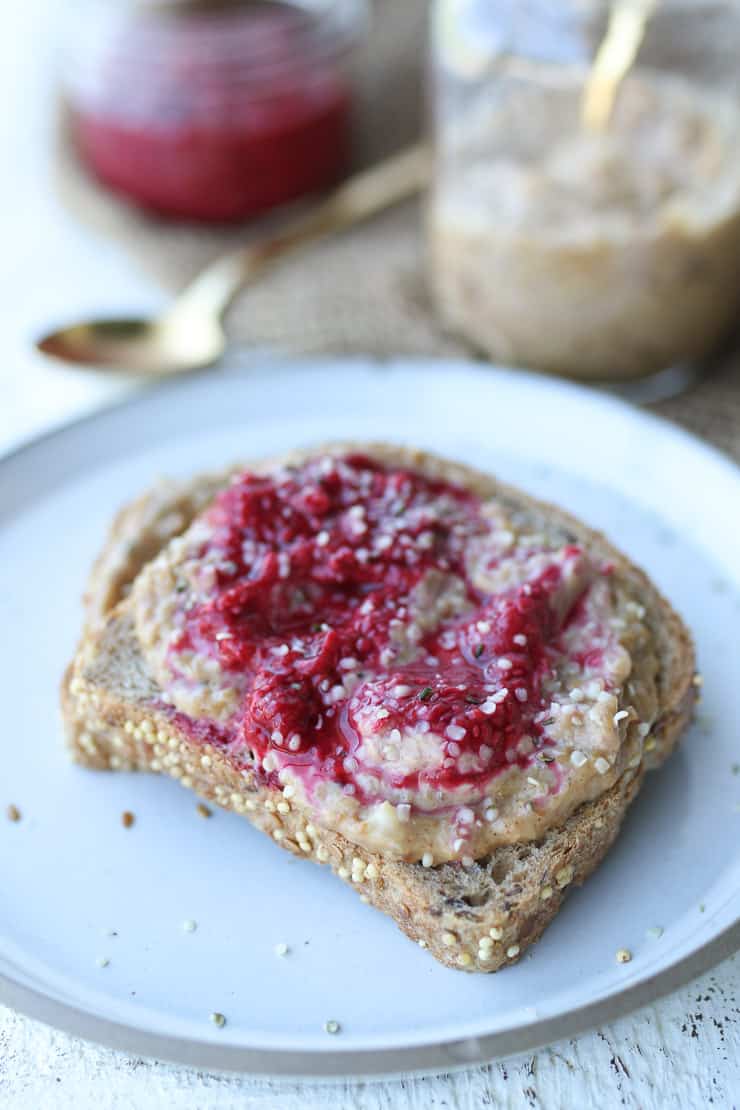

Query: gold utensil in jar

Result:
[582,0,657,130]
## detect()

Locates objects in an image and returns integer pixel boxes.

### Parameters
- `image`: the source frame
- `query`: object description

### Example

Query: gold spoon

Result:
[37,144,430,374]
[581,0,656,131]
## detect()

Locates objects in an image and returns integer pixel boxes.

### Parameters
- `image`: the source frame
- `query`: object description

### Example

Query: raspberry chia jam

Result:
[63,0,367,222]
[132,451,639,863]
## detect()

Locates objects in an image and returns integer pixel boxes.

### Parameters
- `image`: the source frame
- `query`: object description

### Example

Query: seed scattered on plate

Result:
[324,1019,341,1035]
[615,948,632,964]
[96,956,110,968]
[6,805,21,823]
[121,811,135,829]
[182,919,197,933]
[274,942,289,957]
[196,803,212,818]
[646,927,663,939]
[210,1012,226,1028]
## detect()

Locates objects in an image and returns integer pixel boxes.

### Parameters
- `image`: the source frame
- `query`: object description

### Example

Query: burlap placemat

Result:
[55,0,740,462]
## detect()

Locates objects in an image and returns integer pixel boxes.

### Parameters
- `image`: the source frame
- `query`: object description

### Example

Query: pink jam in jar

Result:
[65,1,367,222]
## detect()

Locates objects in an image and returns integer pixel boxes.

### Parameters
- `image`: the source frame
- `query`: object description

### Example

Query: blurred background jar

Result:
[62,0,368,223]
[428,0,740,382]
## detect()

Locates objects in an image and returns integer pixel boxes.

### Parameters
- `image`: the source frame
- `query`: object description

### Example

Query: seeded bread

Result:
[82,471,234,630]
[62,445,695,972]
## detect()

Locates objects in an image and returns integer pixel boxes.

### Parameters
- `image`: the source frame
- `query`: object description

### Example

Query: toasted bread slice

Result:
[82,471,234,631]
[62,445,695,972]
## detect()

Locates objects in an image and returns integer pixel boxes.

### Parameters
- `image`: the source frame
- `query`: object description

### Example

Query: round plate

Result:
[1,357,739,1078]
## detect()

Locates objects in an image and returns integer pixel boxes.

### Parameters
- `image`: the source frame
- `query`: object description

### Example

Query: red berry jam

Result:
[166,455,596,809]
[66,3,360,222]
[130,450,641,860]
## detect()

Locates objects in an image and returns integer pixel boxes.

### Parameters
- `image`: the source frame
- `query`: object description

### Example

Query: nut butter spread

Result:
[430,72,740,379]
[132,449,659,862]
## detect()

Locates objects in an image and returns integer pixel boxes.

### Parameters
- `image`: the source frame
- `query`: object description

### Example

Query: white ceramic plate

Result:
[1,358,739,1078]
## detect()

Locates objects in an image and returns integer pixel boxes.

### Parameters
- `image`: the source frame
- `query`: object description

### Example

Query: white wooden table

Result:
[1,3,739,1105]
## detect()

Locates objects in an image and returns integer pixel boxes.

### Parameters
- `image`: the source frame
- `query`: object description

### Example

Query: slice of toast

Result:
[62,445,695,972]
[81,470,234,631]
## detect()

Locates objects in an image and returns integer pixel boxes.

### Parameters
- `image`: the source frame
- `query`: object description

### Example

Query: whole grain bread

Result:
[62,445,696,972]
[82,470,234,630]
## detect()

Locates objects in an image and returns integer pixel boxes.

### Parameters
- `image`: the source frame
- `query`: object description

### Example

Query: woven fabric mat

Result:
[55,0,740,462]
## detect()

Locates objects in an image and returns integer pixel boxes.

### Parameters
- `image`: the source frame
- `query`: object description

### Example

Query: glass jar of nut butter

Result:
[428,0,740,382]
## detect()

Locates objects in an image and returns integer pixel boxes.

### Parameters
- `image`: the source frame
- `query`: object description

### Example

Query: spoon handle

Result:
[581,0,656,131]
[171,143,431,322]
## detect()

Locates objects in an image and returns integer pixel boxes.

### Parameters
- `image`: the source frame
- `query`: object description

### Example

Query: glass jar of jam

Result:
[428,0,740,382]
[63,0,368,222]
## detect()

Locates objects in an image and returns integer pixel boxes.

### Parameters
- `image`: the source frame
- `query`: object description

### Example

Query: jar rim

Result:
[64,0,369,82]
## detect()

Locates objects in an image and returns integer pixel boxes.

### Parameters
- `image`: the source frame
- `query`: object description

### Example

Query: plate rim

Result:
[3,915,740,1078]
[2,354,740,1077]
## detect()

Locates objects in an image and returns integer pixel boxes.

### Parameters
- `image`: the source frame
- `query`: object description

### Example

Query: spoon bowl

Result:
[36,314,227,374]
[35,145,430,375]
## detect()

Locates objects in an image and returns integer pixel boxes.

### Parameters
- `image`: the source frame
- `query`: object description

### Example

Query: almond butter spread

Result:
[429,72,740,380]
[131,451,659,862]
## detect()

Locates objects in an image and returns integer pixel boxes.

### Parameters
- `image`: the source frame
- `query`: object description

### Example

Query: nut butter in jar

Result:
[428,0,740,381]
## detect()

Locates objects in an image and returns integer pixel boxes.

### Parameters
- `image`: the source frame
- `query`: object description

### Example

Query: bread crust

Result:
[62,444,696,972]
